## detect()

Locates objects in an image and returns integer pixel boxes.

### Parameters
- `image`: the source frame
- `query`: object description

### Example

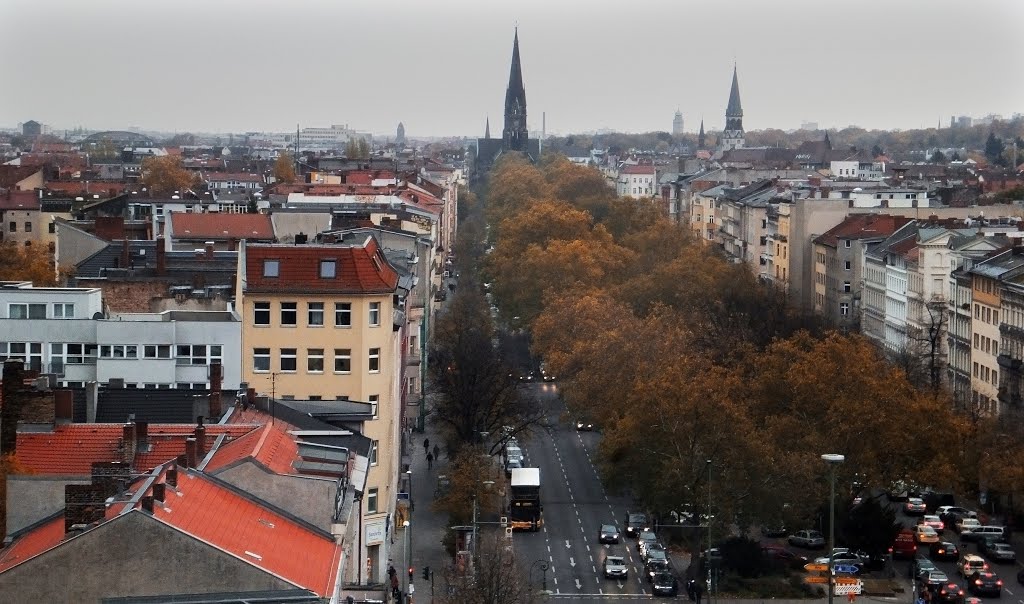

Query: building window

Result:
[144,345,172,359]
[369,394,379,418]
[8,222,15,232]
[253,348,271,372]
[53,303,74,318]
[370,440,378,465]
[369,302,381,327]
[280,348,297,372]
[335,302,351,327]
[840,302,850,316]
[366,487,379,514]
[50,343,95,374]
[0,342,43,371]
[844,239,851,248]
[263,259,279,277]
[100,345,139,359]
[48,223,56,234]
[844,261,851,270]
[280,302,297,326]
[254,301,271,325]
[307,348,324,373]
[9,303,46,319]
[843,281,852,293]
[24,222,32,233]
[409,334,418,356]
[308,302,324,326]
[334,349,352,373]
[320,259,337,278]
[176,345,221,365]
[368,348,380,373]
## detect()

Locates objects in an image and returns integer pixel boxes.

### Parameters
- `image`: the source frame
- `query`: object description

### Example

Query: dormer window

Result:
[263,259,279,277]
[320,259,337,278]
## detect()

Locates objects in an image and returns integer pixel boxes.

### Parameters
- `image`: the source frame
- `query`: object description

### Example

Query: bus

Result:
[509,467,543,531]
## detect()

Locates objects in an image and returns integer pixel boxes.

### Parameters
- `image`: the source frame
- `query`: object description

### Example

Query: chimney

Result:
[54,389,74,424]
[85,381,99,423]
[166,463,178,488]
[295,232,308,245]
[152,481,165,503]
[205,241,214,260]
[156,236,167,275]
[121,422,136,464]
[136,421,149,451]
[184,437,197,468]
[120,239,130,268]
[141,495,154,514]
[195,417,206,460]
[209,362,223,419]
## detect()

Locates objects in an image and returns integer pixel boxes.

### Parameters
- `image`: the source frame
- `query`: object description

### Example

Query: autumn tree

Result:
[141,156,199,197]
[428,278,546,457]
[437,532,537,604]
[483,154,549,238]
[433,448,505,527]
[272,152,296,184]
[0,241,57,286]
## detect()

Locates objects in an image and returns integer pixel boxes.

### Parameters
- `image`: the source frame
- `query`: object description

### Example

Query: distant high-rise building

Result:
[800,121,819,131]
[719,64,745,152]
[21,120,42,138]
[672,110,684,136]
[396,122,406,145]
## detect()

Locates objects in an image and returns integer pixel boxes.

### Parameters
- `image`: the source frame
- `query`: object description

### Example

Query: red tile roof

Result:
[0,165,42,189]
[344,170,396,185]
[44,181,127,196]
[813,214,913,247]
[0,190,40,211]
[0,515,65,574]
[133,468,341,594]
[169,211,275,240]
[621,164,656,175]
[203,422,299,475]
[15,423,259,475]
[244,237,399,294]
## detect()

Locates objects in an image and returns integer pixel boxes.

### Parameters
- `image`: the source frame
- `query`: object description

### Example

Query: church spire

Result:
[823,130,831,149]
[485,116,491,139]
[503,28,529,152]
[720,63,745,151]
[726,63,743,123]
[698,118,706,149]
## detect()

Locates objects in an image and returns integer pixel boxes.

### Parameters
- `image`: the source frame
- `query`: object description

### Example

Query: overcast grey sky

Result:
[1,0,1021,138]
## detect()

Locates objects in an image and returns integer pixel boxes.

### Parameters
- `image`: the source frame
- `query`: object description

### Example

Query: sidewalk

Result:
[390,391,452,604]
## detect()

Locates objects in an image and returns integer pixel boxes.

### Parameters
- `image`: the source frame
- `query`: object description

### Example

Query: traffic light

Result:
[423,566,431,580]
[408,567,414,582]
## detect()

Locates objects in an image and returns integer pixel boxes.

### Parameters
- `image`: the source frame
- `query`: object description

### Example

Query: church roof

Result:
[507,28,525,100]
[726,64,743,118]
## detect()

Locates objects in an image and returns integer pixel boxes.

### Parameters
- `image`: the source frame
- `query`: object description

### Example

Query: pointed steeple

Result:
[485,116,491,139]
[503,28,529,152]
[698,119,706,149]
[726,63,743,120]
[823,130,831,150]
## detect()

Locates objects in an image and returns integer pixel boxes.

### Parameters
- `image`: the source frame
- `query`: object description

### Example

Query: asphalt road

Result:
[512,382,676,601]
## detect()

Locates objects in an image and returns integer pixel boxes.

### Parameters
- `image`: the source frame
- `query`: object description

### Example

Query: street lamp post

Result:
[530,559,549,593]
[403,520,411,597]
[822,454,845,604]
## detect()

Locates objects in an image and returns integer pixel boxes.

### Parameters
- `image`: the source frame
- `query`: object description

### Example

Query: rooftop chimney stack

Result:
[136,421,149,452]
[209,362,223,419]
[156,236,167,275]
[121,422,136,465]
[166,462,178,488]
[54,389,74,425]
[141,495,154,514]
[185,438,197,468]
[205,241,214,260]
[152,481,166,503]
[194,417,206,460]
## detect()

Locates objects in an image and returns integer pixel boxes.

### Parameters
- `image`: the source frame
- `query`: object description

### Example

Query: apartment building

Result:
[966,249,1024,414]
[236,236,403,581]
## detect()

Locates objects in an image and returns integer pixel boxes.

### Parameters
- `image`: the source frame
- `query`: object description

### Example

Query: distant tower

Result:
[698,119,706,150]
[485,116,491,139]
[396,122,406,145]
[672,110,684,136]
[503,28,529,152]
[719,64,745,151]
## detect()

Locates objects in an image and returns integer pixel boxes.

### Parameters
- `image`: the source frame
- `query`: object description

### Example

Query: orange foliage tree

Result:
[0,240,58,285]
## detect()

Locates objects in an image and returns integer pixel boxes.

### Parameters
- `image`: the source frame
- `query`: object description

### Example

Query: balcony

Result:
[406,351,422,366]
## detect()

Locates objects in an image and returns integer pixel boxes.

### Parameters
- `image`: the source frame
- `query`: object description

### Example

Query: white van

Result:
[962,525,1009,543]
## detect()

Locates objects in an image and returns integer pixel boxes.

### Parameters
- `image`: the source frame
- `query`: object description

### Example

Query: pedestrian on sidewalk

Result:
[427,452,434,470]
[433,444,440,460]
[423,438,430,456]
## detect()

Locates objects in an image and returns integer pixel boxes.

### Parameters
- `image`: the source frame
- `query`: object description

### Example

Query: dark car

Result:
[652,572,679,597]
[760,522,788,538]
[626,513,650,538]
[637,530,658,554]
[931,541,960,561]
[935,582,966,604]
[967,571,1003,596]
[912,555,937,578]
[599,523,620,544]
[762,545,808,570]
[645,558,670,582]
[978,539,1016,563]
[575,419,595,431]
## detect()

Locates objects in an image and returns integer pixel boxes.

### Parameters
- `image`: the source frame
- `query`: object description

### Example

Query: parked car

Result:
[915,525,940,544]
[967,571,1003,596]
[956,517,981,534]
[978,540,1016,563]
[788,529,826,549]
[760,522,788,538]
[761,545,808,570]
[920,514,945,531]
[938,506,977,525]
[930,541,960,561]
[814,550,865,571]
[652,571,679,597]
[957,555,989,578]
[626,512,650,537]
[603,555,628,579]
[905,497,928,515]
[599,523,620,544]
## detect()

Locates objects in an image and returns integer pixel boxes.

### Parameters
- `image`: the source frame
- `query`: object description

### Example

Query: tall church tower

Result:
[503,28,529,152]
[720,64,745,151]
[698,119,706,150]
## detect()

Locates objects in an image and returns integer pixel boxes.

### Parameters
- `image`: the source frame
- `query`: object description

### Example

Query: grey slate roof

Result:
[71,387,214,424]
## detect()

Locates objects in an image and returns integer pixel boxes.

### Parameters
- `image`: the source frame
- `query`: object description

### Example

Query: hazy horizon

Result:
[1,0,1021,139]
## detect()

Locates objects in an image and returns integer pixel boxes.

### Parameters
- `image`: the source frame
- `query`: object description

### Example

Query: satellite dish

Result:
[92,312,104,320]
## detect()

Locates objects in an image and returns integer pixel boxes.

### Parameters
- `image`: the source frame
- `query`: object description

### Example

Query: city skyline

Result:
[1,0,1021,138]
